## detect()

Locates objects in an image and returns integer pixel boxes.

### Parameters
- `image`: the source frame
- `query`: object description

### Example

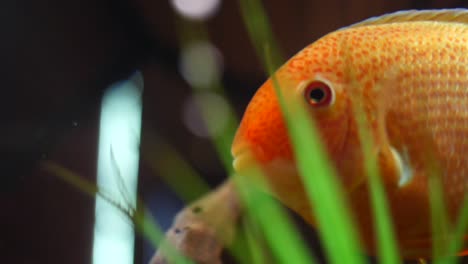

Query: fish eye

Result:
[304,80,333,107]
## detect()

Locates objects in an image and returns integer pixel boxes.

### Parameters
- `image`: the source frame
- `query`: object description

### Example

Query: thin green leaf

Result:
[242,219,269,264]
[238,0,365,262]
[264,45,365,264]
[238,0,284,70]
[447,195,468,261]
[350,77,401,264]
[175,9,317,264]
[234,169,318,264]
[142,134,211,202]
[427,164,451,263]
[41,161,193,264]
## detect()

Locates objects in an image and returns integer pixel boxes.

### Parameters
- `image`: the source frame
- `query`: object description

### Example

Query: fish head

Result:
[231,39,354,191]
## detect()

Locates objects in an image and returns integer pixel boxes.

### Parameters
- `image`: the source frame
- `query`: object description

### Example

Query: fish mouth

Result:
[231,144,257,172]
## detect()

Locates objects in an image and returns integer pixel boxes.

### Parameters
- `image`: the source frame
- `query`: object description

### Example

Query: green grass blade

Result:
[42,161,99,198]
[144,136,318,263]
[264,46,365,264]
[351,88,401,264]
[175,10,318,264]
[242,219,269,264]
[234,169,318,264]
[176,18,239,175]
[427,167,451,263]
[141,134,211,202]
[143,134,252,264]
[41,161,193,264]
[132,206,194,264]
[237,0,365,262]
[198,102,239,175]
[238,0,284,70]
[428,167,466,264]
[364,161,401,264]
[447,195,468,261]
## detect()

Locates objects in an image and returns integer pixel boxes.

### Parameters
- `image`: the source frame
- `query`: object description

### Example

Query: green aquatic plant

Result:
[42,161,194,264]
[43,2,468,264]
[174,7,318,264]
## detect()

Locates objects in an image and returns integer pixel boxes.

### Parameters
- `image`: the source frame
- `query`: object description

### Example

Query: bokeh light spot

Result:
[179,41,223,89]
[183,92,230,138]
[171,0,221,21]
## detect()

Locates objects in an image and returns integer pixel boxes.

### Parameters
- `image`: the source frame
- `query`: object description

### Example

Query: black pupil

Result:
[309,87,325,103]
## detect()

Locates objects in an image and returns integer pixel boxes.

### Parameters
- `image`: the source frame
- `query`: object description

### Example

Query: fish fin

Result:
[371,63,421,188]
[347,9,468,29]
[389,146,415,187]
[377,107,418,188]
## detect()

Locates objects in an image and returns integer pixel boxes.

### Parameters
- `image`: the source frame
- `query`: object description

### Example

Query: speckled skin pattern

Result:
[232,19,468,258]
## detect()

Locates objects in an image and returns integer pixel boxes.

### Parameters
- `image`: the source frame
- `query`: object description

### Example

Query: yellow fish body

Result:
[232,9,468,258]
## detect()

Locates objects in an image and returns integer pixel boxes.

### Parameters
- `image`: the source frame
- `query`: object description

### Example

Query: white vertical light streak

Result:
[93,71,144,264]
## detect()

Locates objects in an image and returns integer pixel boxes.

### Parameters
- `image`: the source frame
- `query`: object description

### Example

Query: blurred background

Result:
[1,0,467,263]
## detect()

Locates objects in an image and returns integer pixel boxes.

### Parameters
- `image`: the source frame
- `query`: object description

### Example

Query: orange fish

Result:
[231,9,468,258]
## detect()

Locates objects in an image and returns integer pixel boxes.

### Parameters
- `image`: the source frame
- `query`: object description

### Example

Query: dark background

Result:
[1,0,467,263]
